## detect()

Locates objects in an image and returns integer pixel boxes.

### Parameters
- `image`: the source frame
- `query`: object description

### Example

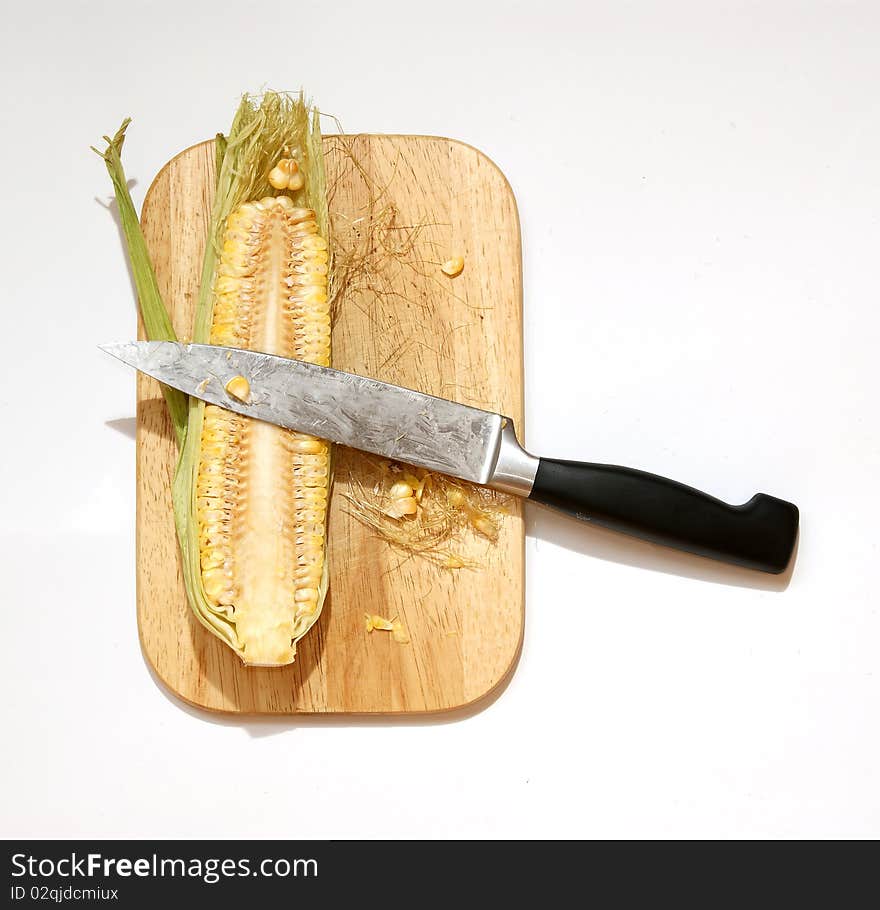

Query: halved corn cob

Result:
[165,93,332,667]
[195,196,331,665]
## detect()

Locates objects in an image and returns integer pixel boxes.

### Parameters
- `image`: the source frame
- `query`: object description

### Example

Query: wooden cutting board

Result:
[137,135,524,714]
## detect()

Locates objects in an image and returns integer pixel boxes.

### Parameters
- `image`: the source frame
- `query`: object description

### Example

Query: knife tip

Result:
[98,341,138,366]
[98,340,188,370]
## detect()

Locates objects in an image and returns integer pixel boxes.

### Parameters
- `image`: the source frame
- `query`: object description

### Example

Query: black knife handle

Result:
[528,458,798,573]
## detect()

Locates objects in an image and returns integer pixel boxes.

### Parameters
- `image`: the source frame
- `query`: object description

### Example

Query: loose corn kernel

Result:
[441,256,465,277]
[369,614,395,632]
[365,613,408,641]
[401,472,426,502]
[225,375,251,402]
[385,497,418,518]
[472,515,498,539]
[442,554,467,569]
[389,480,414,500]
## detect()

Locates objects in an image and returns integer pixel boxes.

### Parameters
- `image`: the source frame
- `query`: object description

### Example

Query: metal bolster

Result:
[488,420,539,496]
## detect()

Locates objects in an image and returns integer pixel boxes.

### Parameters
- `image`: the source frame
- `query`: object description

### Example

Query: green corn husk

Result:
[98,92,332,665]
[93,121,188,445]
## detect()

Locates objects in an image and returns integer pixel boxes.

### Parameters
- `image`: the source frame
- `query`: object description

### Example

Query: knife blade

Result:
[100,341,535,492]
[101,340,799,574]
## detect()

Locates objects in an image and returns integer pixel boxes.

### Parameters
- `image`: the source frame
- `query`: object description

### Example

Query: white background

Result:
[2,0,878,839]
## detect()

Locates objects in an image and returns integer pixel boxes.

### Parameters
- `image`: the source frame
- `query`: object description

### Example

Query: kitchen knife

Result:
[102,341,799,574]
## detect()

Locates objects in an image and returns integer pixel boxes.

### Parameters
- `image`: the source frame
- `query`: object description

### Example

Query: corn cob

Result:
[169,93,332,667]
[195,196,330,664]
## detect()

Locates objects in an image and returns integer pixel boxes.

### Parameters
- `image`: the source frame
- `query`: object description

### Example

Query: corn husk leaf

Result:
[93,121,188,445]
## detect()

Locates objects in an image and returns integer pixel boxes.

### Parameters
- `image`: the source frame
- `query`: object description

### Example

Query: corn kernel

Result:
[389,480,414,500]
[384,497,418,518]
[225,375,251,402]
[268,157,305,192]
[441,256,465,277]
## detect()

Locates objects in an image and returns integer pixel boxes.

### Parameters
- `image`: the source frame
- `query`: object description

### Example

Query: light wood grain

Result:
[137,135,524,714]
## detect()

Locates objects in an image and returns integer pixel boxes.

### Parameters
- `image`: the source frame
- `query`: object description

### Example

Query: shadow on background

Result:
[526,502,796,592]
[133,498,795,732]
[139,640,520,738]
[105,417,137,440]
